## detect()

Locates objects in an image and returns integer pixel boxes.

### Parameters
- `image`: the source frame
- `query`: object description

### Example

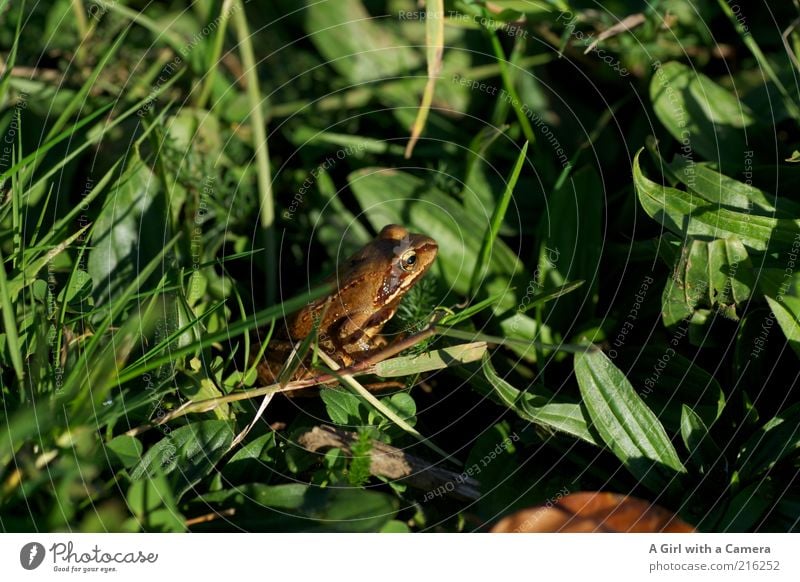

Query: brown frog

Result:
[257,224,438,384]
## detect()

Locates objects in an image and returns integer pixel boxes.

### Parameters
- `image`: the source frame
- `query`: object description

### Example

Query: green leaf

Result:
[537,165,602,328]
[737,403,800,479]
[87,155,167,305]
[0,248,23,381]
[403,0,444,157]
[321,388,365,426]
[481,353,597,445]
[661,237,753,325]
[634,150,800,252]
[469,141,528,297]
[106,435,143,469]
[305,0,421,83]
[680,405,722,474]
[131,420,234,499]
[574,350,686,490]
[380,520,411,533]
[650,61,753,163]
[668,157,800,217]
[765,297,800,358]
[382,392,417,424]
[373,342,487,377]
[126,468,184,532]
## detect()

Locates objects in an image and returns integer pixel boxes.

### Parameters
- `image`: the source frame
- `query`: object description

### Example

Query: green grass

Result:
[1,0,799,533]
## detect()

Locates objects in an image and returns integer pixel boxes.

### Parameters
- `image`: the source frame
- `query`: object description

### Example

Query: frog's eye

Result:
[399,250,417,272]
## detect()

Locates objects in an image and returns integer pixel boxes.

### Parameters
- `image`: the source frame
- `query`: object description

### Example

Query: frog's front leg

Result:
[334,306,396,362]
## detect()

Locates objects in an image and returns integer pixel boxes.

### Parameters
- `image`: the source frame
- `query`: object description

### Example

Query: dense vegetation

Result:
[1,0,798,532]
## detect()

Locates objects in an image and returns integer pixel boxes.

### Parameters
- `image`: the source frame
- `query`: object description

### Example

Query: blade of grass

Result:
[0,248,24,382]
[716,0,800,121]
[33,97,175,251]
[0,103,113,185]
[115,283,333,384]
[478,16,535,144]
[63,234,181,405]
[7,225,90,301]
[514,280,585,315]
[404,0,444,158]
[10,132,21,268]
[0,0,22,106]
[232,0,275,305]
[197,0,237,109]
[46,28,128,143]
[102,2,187,53]
[438,292,506,326]
[468,140,528,298]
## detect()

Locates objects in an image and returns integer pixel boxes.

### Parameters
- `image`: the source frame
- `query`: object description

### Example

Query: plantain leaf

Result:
[650,61,753,164]
[574,350,686,491]
[634,149,800,252]
[482,353,597,445]
[669,157,800,217]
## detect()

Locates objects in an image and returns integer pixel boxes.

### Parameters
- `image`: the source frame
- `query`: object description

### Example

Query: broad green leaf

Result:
[373,342,487,376]
[381,392,417,427]
[669,157,800,217]
[380,520,411,533]
[680,405,722,474]
[199,483,308,510]
[574,350,686,490]
[650,61,753,163]
[482,353,597,445]
[280,488,399,532]
[537,166,602,329]
[131,420,234,499]
[661,242,696,326]
[634,150,800,252]
[321,388,366,426]
[105,435,143,469]
[305,0,421,83]
[662,237,753,326]
[722,238,754,305]
[87,155,168,305]
[765,297,800,358]
[126,468,184,531]
[737,403,800,479]
[223,432,278,484]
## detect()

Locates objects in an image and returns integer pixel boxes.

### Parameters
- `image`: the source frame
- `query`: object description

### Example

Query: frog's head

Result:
[372,224,438,305]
